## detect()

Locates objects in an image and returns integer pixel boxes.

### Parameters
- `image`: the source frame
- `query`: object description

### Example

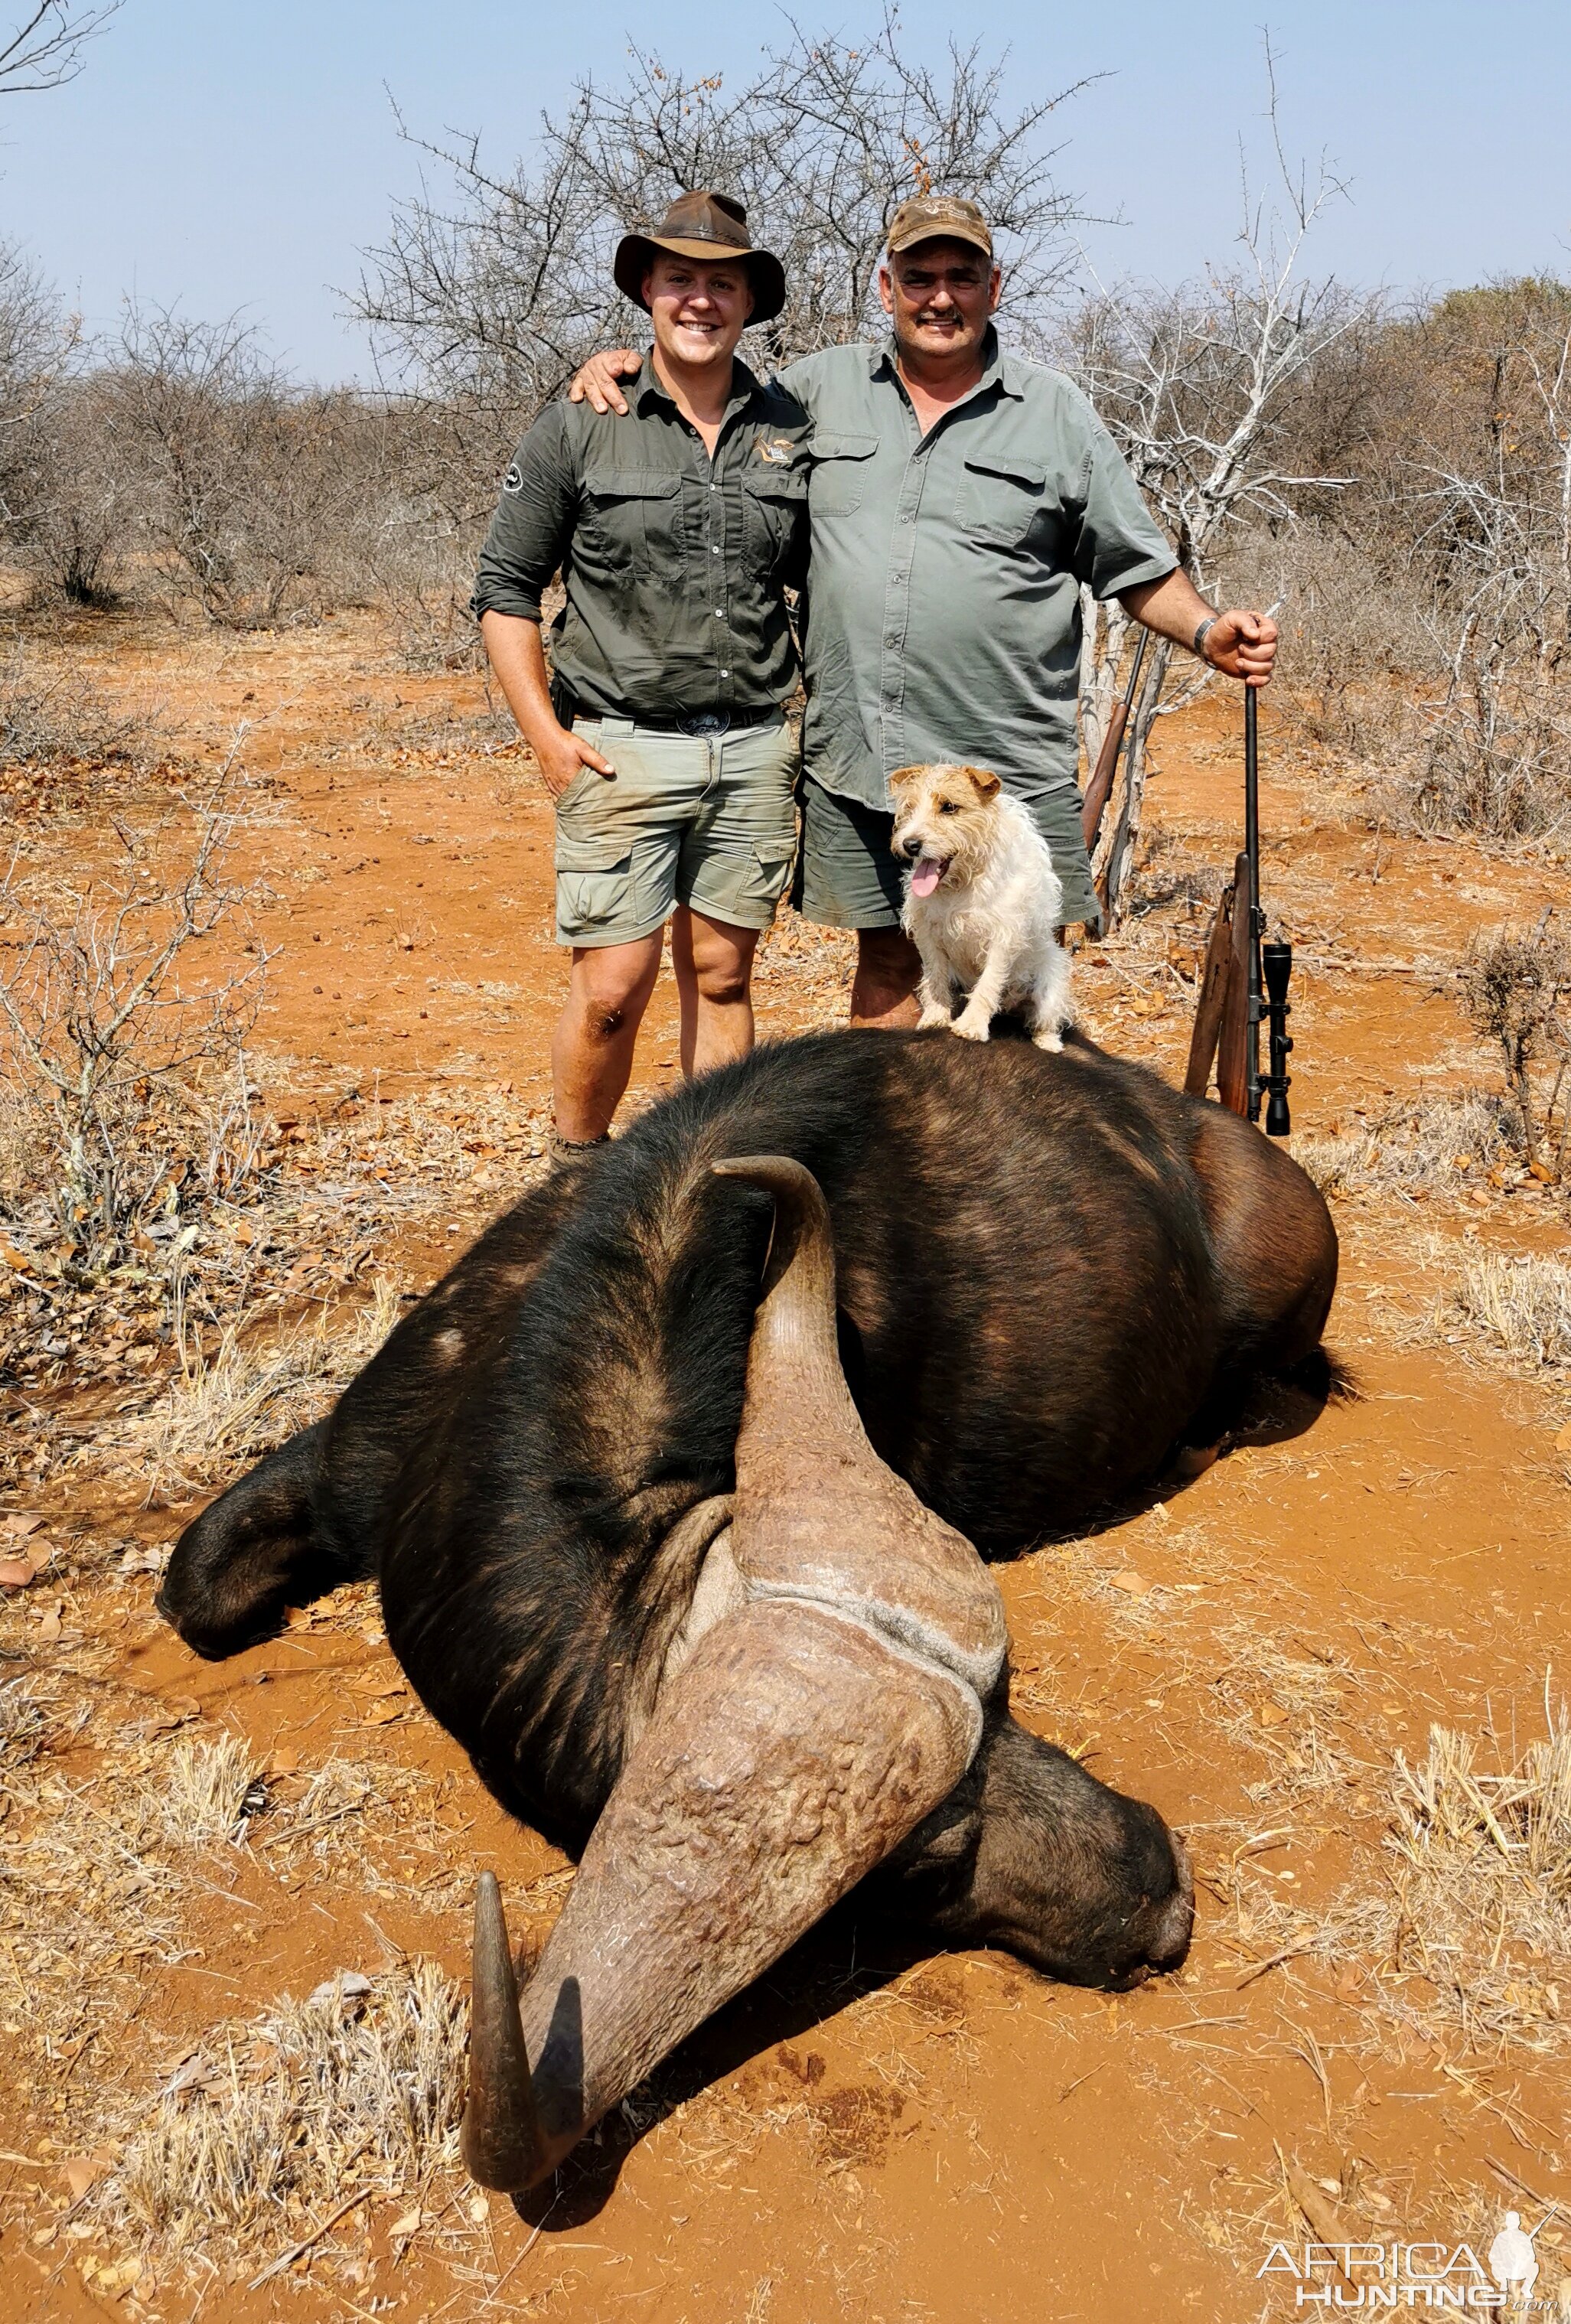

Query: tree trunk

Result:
[1095,639,1172,921]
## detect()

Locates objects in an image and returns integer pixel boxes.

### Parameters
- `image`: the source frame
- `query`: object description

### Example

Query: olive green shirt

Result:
[777,332,1176,813]
[471,355,810,722]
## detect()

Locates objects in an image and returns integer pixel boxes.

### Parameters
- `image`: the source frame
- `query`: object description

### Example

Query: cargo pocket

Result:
[555,812,637,940]
[747,839,795,919]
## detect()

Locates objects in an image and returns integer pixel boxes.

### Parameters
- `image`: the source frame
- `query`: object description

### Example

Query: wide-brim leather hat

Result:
[614,189,786,328]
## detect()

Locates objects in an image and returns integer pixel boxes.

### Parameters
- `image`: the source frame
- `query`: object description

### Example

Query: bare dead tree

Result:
[1058,45,1367,919]
[1394,285,1571,840]
[354,11,1091,410]
[0,243,80,542]
[0,1,119,96]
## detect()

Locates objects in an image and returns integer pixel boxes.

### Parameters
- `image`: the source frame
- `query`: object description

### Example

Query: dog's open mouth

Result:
[909,856,946,898]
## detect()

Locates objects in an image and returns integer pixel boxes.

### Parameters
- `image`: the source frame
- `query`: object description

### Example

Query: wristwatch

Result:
[1192,615,1218,661]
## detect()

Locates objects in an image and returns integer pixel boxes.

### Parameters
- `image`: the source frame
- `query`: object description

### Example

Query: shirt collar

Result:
[634,351,763,420]
[869,326,1023,403]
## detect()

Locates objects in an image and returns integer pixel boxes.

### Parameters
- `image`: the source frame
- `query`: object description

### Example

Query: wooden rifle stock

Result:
[1185,687,1292,1129]
[1080,631,1149,853]
[1182,872,1237,1098]
[1214,848,1253,1116]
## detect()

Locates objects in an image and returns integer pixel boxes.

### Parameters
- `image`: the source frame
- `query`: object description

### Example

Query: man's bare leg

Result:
[670,905,761,1077]
[850,927,921,1028]
[552,933,663,1142]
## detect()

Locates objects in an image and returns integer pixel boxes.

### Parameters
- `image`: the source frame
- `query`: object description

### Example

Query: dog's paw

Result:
[950,1014,991,1042]
[917,1006,952,1032]
[1033,1027,1064,1051]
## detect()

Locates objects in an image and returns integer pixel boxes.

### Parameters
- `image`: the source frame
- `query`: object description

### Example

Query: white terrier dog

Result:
[889,762,1073,1049]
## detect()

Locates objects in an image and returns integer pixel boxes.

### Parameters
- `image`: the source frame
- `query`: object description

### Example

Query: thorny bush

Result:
[1459,914,1571,1175]
[0,740,267,1285]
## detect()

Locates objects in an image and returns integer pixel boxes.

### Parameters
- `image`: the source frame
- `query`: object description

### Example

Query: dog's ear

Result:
[888,764,928,799]
[960,765,1002,801]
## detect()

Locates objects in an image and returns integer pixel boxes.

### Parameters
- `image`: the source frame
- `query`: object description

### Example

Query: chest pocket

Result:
[955,452,1055,552]
[808,432,878,518]
[742,461,808,579]
[579,468,682,571]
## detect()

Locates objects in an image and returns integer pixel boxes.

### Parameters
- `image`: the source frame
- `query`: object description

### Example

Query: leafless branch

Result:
[0,1,119,96]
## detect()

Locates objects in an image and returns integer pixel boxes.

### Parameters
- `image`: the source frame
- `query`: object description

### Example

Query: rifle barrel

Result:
[1243,685,1263,1123]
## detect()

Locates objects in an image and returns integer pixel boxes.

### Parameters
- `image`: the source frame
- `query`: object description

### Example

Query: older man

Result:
[474,191,809,1153]
[573,194,1278,1026]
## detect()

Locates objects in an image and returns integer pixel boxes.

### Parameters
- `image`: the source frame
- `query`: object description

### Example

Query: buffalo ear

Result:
[961,765,1002,800]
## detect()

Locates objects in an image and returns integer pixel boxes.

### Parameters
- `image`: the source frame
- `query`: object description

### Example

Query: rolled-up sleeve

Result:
[1064,395,1177,601]
[471,406,575,624]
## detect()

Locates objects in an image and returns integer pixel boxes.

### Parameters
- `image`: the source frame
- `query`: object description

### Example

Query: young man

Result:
[572,195,1279,1027]
[473,191,809,1153]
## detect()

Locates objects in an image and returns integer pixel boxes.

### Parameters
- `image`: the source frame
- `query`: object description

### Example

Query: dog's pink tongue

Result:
[911,857,943,898]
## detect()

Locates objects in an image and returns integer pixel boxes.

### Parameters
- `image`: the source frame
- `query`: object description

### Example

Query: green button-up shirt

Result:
[777,332,1175,813]
[471,355,810,722]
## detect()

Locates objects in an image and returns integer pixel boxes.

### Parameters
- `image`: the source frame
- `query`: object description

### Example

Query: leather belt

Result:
[555,680,778,740]
[626,705,780,737]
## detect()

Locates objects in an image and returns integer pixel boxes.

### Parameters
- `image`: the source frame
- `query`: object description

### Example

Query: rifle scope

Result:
[1262,938,1293,1138]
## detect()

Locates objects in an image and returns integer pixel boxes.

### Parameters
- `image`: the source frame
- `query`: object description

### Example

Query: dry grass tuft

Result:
[148,1730,264,1850]
[1436,1250,1571,1370]
[96,1959,465,2267]
[1296,1090,1517,1200]
[144,1274,403,1490]
[1384,1713,1571,2049]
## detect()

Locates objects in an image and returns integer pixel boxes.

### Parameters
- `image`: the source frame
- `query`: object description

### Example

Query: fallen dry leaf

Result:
[34,1602,64,1642]
[346,1669,407,1698]
[1556,1419,1571,1452]
[144,1693,204,1739]
[1107,1570,1150,1597]
[60,2154,111,2202]
[1257,1701,1291,1729]
[1282,2156,1358,2283]
[362,1697,407,1725]
[0,1556,41,1589]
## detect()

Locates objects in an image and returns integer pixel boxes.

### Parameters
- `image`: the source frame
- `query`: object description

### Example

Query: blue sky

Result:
[7,0,1569,383]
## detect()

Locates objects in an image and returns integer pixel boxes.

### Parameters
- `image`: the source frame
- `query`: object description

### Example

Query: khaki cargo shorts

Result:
[555,713,800,947]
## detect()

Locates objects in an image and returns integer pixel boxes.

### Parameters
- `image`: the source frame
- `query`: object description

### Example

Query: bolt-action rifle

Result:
[1182,686,1293,1135]
[1080,629,1149,853]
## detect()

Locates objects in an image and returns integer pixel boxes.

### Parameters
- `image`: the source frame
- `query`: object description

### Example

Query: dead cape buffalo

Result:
[158,1027,1338,2191]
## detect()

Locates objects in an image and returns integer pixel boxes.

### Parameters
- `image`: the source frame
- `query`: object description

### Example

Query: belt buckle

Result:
[677,711,729,738]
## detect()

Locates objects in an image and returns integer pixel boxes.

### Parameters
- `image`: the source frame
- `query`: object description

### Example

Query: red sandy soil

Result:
[3,609,1569,2323]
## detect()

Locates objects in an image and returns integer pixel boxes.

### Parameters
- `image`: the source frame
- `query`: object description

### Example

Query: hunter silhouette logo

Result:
[755,435,797,465]
[1487,2214,1539,2301]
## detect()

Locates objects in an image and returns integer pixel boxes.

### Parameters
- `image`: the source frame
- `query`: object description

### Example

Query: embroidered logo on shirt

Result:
[755,435,797,466]
[501,461,524,495]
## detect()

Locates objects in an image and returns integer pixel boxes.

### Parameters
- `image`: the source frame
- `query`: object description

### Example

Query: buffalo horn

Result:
[460,1870,541,2190]
[460,1157,1003,2192]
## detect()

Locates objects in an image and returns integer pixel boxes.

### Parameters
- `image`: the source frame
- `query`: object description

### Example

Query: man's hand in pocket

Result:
[538,726,617,802]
